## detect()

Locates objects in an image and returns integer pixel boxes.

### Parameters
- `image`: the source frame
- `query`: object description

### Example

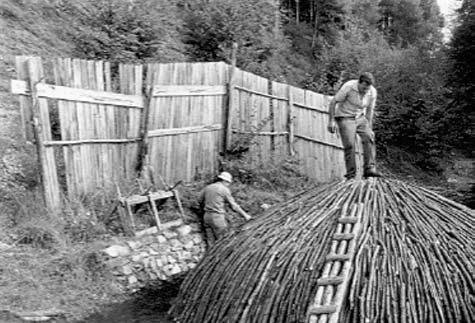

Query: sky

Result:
[437,0,461,40]
[437,0,460,16]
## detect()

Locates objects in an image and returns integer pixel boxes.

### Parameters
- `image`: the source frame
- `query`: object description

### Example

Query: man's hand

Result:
[243,213,252,221]
[327,120,337,133]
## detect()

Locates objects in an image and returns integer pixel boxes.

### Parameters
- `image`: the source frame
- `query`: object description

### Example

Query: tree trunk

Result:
[311,3,318,50]
[274,0,280,38]
[295,0,300,25]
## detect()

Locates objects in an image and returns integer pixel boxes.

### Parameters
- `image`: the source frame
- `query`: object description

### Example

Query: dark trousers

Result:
[336,116,376,178]
[203,212,229,247]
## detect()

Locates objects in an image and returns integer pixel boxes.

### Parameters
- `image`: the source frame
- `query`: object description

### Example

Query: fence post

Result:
[287,85,295,156]
[25,57,61,211]
[136,76,153,177]
[224,42,238,153]
[15,56,35,142]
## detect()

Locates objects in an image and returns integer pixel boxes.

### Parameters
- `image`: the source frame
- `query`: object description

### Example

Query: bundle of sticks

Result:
[169,179,474,323]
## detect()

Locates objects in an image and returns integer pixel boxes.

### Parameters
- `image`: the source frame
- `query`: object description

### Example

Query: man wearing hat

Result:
[327,72,383,179]
[199,171,251,247]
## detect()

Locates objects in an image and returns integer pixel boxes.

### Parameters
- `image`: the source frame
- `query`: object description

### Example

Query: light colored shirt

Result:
[200,182,239,214]
[334,80,377,118]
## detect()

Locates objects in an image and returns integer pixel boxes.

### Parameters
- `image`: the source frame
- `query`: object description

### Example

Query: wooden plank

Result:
[43,138,140,146]
[332,233,356,241]
[202,63,217,178]
[295,134,343,150]
[288,85,295,156]
[71,59,87,195]
[172,189,185,220]
[54,58,81,197]
[87,61,101,189]
[80,59,96,192]
[224,43,237,152]
[307,305,338,315]
[234,85,287,101]
[316,276,345,286]
[14,56,35,141]
[337,217,358,224]
[293,101,329,114]
[136,84,154,176]
[270,81,288,161]
[148,194,162,230]
[232,130,287,136]
[290,85,306,175]
[152,85,226,97]
[11,79,144,108]
[124,64,142,181]
[147,63,167,184]
[26,57,61,210]
[325,253,353,262]
[94,60,108,190]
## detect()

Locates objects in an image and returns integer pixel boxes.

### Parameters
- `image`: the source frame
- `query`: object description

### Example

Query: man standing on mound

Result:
[327,72,382,179]
[200,172,252,247]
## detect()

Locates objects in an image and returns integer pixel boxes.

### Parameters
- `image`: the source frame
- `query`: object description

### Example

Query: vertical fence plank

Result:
[94,60,108,190]
[119,64,142,183]
[271,81,290,161]
[225,43,237,152]
[53,58,74,197]
[290,86,306,177]
[15,56,35,142]
[26,57,61,210]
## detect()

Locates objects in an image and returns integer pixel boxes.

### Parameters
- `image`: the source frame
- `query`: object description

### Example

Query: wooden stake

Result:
[224,42,238,152]
[25,57,61,211]
[287,85,295,156]
[136,84,154,176]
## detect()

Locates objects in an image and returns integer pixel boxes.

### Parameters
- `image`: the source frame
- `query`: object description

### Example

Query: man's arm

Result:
[327,97,337,133]
[224,190,251,221]
[328,83,349,133]
[366,90,377,129]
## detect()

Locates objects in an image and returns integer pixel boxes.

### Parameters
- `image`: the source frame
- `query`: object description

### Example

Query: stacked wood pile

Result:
[169,179,474,323]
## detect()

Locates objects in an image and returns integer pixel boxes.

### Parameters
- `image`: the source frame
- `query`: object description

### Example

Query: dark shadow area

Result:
[77,277,184,323]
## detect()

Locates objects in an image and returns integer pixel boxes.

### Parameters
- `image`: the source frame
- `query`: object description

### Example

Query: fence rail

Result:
[11,56,361,209]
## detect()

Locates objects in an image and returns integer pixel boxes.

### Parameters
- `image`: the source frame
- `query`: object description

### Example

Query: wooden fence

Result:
[11,56,360,210]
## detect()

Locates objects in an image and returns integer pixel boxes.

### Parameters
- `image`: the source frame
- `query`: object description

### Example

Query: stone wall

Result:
[102,222,206,292]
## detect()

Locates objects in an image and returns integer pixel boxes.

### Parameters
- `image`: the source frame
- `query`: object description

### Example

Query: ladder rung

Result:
[317,276,345,286]
[325,253,352,262]
[308,304,338,315]
[337,217,358,224]
[332,233,355,241]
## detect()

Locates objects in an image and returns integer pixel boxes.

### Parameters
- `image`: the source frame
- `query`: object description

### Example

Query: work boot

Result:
[363,167,382,178]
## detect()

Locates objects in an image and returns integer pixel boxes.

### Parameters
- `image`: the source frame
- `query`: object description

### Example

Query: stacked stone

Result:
[103,223,206,292]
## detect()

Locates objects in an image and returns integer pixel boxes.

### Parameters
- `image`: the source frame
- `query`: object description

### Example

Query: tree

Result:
[446,0,475,151]
[182,0,287,65]
[379,0,443,47]
[69,0,186,62]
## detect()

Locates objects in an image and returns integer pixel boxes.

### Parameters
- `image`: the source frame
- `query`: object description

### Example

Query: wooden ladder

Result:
[307,203,364,323]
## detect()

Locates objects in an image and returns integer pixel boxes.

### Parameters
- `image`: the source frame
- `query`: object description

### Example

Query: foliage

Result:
[446,0,475,153]
[379,0,443,47]
[65,0,186,63]
[182,0,288,67]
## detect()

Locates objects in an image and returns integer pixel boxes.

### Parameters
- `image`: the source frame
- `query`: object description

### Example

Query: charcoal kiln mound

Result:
[170,178,474,323]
